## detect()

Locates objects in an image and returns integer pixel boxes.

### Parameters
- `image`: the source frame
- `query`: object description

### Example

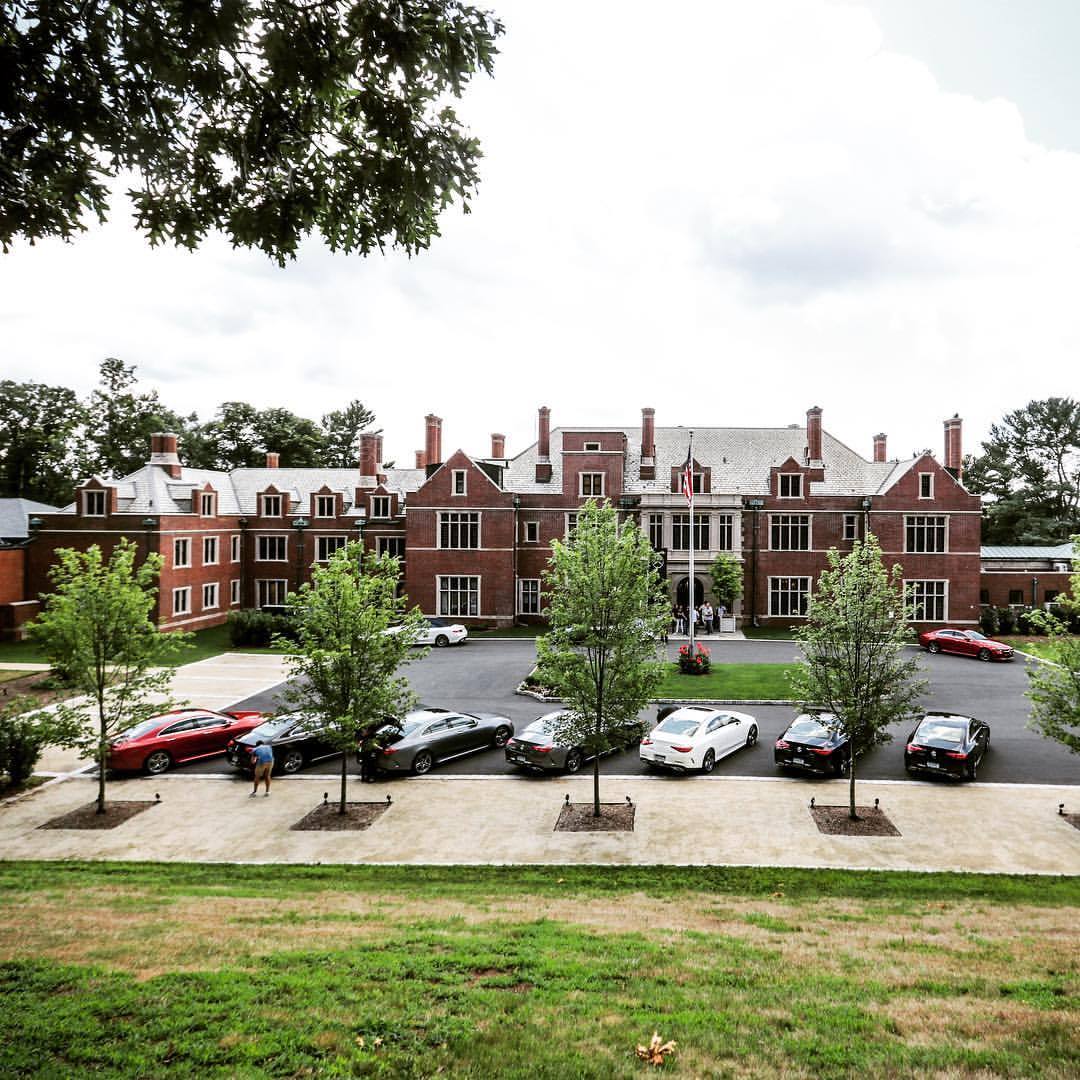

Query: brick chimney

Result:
[425,415,442,469]
[358,432,378,480]
[415,450,427,469]
[640,407,656,480]
[149,432,182,479]
[374,433,386,482]
[872,433,887,463]
[265,452,280,468]
[491,433,506,458]
[535,406,552,483]
[806,406,823,464]
[943,414,963,478]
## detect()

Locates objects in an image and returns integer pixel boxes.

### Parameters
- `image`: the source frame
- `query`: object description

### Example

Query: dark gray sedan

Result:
[376,708,513,775]
[505,710,644,774]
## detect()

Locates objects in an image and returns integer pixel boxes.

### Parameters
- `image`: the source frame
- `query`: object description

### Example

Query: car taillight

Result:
[671,745,692,753]
[775,739,790,750]
[811,747,832,756]
[382,746,398,755]
[906,743,923,753]
[946,751,968,759]
[641,738,652,746]
[534,745,554,754]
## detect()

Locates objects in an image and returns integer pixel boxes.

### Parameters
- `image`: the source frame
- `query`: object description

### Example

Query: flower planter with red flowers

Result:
[677,643,711,675]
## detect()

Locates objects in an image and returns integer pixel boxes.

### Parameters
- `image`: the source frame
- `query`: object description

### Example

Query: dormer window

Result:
[452,470,467,496]
[261,494,282,517]
[83,490,106,516]
[580,472,605,497]
[919,473,934,499]
[371,496,391,519]
[316,495,336,518]
[779,474,803,498]
[583,441,601,452]
[200,492,215,516]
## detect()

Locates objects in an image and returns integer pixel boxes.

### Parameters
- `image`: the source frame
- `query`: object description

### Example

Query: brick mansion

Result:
[3,405,1073,637]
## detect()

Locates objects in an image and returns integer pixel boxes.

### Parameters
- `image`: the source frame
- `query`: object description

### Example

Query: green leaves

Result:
[1,1,504,264]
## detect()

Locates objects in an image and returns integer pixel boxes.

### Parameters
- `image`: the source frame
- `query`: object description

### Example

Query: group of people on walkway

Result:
[671,602,728,636]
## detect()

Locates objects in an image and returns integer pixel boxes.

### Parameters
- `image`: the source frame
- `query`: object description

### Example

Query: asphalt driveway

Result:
[159,638,1080,786]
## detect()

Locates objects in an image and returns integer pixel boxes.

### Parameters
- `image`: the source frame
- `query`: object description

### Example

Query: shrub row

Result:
[225,608,299,648]
[979,606,1080,636]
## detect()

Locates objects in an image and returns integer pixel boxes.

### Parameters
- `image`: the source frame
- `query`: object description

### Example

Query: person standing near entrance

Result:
[701,601,714,635]
[717,603,727,631]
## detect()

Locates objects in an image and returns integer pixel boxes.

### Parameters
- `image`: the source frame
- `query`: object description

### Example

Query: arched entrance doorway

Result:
[676,577,705,610]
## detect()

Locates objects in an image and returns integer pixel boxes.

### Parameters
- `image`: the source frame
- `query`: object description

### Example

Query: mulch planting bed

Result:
[810,805,901,837]
[555,802,636,832]
[0,670,74,706]
[38,800,158,830]
[1063,813,1080,832]
[291,802,390,831]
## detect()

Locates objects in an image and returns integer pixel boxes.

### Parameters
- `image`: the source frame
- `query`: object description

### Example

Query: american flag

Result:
[681,442,694,506]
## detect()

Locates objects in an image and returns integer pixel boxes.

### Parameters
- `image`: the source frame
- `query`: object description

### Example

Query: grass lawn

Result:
[470,625,547,638]
[658,662,797,700]
[0,669,28,684]
[0,863,1076,1078]
[0,639,48,665]
[742,626,799,640]
[994,636,1060,662]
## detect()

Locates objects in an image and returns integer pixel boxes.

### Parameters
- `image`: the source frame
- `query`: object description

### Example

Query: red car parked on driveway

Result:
[917,629,1014,662]
[107,709,264,774]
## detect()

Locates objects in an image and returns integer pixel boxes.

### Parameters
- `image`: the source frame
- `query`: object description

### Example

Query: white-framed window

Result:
[202,582,219,610]
[230,534,241,562]
[371,496,391,519]
[452,470,467,496]
[438,575,479,617]
[769,576,810,617]
[648,513,664,549]
[261,494,282,517]
[519,579,541,615]
[583,441,601,452]
[580,472,605,497]
[565,512,578,538]
[83,490,106,516]
[715,514,734,551]
[672,514,710,551]
[256,579,288,608]
[905,515,947,553]
[316,495,336,518]
[174,537,191,568]
[203,536,218,565]
[524,520,539,544]
[230,579,241,606]
[439,511,480,549]
[316,535,347,562]
[779,473,803,498]
[919,473,934,499]
[200,492,215,516]
[377,536,406,559]
[770,514,810,551]
[257,535,287,561]
[843,514,858,541]
[172,586,191,616]
[907,579,947,621]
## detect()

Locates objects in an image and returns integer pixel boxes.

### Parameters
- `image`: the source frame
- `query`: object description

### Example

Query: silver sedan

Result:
[377,708,514,775]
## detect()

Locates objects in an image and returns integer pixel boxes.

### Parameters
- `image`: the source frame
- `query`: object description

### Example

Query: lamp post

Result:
[292,517,309,592]
[1032,576,1039,608]
[860,496,872,538]
[743,498,765,627]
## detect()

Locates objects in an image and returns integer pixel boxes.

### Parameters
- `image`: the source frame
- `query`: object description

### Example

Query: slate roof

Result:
[981,544,1075,560]
[503,425,919,497]
[0,498,59,539]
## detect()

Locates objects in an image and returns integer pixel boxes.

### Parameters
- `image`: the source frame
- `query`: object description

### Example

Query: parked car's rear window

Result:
[122,717,168,740]
[658,717,701,736]
[788,717,832,739]
[917,720,965,743]
[249,718,296,740]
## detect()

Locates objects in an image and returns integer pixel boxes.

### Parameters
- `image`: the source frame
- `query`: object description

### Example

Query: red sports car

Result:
[918,629,1014,662]
[107,708,264,774]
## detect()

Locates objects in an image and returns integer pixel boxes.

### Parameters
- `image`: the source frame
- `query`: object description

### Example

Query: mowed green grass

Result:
[0,863,1076,1078]
[658,662,797,700]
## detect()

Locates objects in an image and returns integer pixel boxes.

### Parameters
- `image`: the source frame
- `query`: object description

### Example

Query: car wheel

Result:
[966,758,978,781]
[281,748,305,774]
[143,750,172,775]
[434,634,449,648]
[492,725,512,748]
[978,648,992,662]
[835,753,850,777]
[701,749,716,774]
[412,750,434,775]
[928,642,941,654]
[745,725,758,748]
[564,750,583,774]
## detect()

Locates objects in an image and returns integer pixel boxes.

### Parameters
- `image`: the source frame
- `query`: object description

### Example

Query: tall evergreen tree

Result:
[322,401,377,469]
[0,379,84,503]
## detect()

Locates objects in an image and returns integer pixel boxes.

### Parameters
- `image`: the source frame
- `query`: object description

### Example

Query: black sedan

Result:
[227,713,339,774]
[377,708,513,775]
[774,713,850,776]
[505,710,643,773]
[905,712,990,781]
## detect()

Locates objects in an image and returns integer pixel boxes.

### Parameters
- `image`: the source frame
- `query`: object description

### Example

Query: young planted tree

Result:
[536,501,669,817]
[708,552,744,613]
[28,541,191,813]
[279,542,426,813]
[789,535,927,819]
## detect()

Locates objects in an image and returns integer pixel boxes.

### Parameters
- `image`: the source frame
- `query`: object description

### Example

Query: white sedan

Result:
[640,706,758,773]
[386,617,468,647]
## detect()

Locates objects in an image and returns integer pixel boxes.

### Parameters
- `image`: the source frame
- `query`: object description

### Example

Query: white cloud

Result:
[2,0,1078,467]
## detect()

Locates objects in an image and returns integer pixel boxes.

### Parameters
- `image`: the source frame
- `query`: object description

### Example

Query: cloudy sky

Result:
[3,0,1079,468]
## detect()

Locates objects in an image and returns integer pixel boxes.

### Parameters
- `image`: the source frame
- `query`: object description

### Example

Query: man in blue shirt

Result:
[250,741,274,797]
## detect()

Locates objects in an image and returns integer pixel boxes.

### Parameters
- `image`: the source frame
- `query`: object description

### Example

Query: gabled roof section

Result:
[0,498,59,539]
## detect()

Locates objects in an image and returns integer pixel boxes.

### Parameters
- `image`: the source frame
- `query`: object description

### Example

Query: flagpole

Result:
[688,430,695,654]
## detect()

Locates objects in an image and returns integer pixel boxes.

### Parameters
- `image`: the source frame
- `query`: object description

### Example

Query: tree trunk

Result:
[96,726,106,814]
[592,751,600,817]
[848,744,858,820]
[339,749,348,814]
